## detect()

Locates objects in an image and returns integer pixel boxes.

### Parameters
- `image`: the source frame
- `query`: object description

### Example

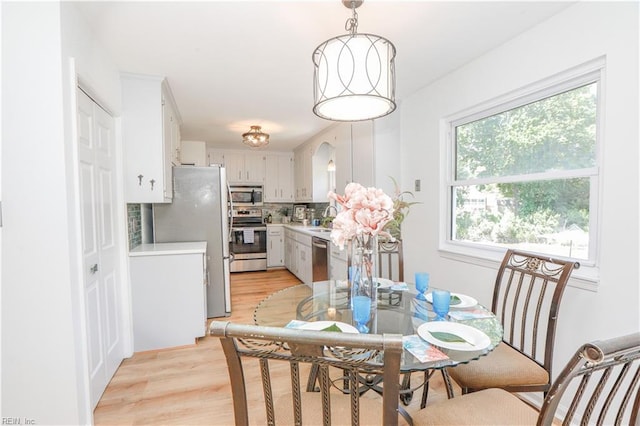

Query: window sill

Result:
[438,242,600,292]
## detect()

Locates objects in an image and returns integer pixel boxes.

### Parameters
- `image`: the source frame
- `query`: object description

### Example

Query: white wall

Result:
[373,111,402,197]
[400,0,639,389]
[2,2,123,423]
[2,2,84,423]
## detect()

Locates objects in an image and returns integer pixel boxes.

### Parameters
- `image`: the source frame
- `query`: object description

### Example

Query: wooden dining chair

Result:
[408,332,640,425]
[210,320,404,426]
[445,249,579,397]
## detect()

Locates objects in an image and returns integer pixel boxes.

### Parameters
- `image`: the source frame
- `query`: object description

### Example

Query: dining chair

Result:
[210,320,404,426]
[445,249,579,397]
[407,332,640,425]
[378,238,404,282]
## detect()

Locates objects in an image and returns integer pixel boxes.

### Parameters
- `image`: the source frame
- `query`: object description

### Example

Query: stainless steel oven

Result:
[229,185,263,207]
[229,208,267,272]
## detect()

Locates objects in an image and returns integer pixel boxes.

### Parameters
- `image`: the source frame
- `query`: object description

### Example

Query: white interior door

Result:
[77,89,123,409]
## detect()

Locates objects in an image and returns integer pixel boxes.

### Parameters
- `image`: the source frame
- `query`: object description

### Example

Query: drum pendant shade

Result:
[312,1,396,122]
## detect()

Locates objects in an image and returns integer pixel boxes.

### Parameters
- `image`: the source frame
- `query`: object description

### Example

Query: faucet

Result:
[323,205,338,218]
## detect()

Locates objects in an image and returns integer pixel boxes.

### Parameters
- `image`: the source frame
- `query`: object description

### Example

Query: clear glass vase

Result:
[350,234,378,333]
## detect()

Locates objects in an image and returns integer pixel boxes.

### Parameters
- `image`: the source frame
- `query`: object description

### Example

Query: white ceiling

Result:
[74,1,574,152]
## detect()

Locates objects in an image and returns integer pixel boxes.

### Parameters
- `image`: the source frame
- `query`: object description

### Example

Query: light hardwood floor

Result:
[94,269,452,425]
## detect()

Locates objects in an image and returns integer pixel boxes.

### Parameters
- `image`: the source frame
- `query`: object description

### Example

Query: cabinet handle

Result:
[246,171,249,180]
[150,179,155,191]
[138,174,143,186]
[238,171,241,180]
[90,264,98,274]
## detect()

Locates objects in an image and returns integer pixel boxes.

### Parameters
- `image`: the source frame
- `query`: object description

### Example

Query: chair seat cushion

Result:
[447,342,549,390]
[274,391,402,425]
[407,388,539,425]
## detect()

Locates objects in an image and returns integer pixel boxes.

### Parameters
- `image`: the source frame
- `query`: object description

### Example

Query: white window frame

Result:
[439,58,605,290]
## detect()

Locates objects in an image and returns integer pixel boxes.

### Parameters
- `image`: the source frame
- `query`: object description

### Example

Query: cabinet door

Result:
[294,149,303,200]
[284,232,294,272]
[294,145,313,202]
[224,153,245,183]
[264,155,280,201]
[298,242,312,285]
[267,226,284,267]
[278,155,294,201]
[265,154,294,202]
[161,92,173,199]
[122,74,169,203]
[208,149,225,166]
[244,153,265,183]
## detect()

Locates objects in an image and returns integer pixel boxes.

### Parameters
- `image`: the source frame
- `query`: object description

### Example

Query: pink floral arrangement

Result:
[327,183,395,249]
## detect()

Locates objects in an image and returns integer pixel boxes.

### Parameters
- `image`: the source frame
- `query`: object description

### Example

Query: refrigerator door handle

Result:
[226,181,234,242]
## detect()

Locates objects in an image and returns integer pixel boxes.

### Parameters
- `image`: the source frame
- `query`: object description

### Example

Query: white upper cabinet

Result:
[264,153,294,202]
[221,151,265,184]
[122,73,181,203]
[180,141,207,166]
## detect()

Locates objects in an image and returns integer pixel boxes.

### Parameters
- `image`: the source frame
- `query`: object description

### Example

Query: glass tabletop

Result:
[254,280,503,372]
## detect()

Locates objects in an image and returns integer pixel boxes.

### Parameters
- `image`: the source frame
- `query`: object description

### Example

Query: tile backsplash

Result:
[127,204,142,250]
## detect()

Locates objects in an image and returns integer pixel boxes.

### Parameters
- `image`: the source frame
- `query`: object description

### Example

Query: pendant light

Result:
[242,125,269,147]
[312,0,396,122]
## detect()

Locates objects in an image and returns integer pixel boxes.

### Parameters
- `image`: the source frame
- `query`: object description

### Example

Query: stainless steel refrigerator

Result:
[153,165,231,318]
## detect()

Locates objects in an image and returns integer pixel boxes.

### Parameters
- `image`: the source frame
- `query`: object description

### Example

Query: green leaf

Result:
[320,323,343,333]
[429,331,471,344]
[450,295,462,305]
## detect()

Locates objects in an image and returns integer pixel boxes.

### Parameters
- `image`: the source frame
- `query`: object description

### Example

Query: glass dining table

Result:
[254,280,503,406]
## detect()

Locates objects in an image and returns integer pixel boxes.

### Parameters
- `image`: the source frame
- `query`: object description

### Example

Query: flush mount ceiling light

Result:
[312,0,396,122]
[242,125,269,148]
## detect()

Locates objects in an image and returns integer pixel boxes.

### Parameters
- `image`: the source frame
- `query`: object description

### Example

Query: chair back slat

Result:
[210,321,403,426]
[537,333,640,426]
[290,361,302,425]
[319,366,332,426]
[259,358,275,424]
[493,250,578,380]
[377,239,404,282]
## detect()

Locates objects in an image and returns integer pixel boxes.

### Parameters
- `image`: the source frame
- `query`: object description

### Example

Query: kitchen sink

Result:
[309,228,332,233]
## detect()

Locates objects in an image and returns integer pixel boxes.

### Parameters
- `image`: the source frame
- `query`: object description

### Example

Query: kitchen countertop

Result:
[129,241,207,257]
[282,223,333,241]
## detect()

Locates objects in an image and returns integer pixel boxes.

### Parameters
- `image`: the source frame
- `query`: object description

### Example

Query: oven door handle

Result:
[232,227,267,232]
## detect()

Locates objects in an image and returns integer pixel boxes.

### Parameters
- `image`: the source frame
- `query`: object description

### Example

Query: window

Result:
[445,68,601,265]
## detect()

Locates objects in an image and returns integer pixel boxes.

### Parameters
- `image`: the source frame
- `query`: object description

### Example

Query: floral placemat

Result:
[403,335,449,363]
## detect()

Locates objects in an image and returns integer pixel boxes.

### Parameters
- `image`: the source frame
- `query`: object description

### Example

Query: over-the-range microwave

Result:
[229,185,263,207]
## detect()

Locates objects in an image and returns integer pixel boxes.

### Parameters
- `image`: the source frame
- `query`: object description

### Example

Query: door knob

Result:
[90,264,98,274]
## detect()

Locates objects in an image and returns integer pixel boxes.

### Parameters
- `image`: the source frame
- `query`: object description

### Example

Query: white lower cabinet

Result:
[267,225,285,268]
[129,244,207,352]
[284,228,312,285]
[329,243,348,281]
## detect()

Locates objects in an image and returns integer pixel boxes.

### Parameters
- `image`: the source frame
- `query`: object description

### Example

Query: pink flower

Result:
[328,183,394,249]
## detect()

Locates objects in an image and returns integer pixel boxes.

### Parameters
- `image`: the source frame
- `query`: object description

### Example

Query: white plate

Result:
[298,321,359,334]
[425,292,478,308]
[417,322,491,351]
[375,277,394,289]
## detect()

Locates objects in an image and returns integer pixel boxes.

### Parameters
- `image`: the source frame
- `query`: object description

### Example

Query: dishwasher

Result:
[312,237,329,282]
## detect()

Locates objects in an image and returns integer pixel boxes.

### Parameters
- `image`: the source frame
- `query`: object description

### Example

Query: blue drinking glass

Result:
[352,295,372,333]
[415,272,430,301]
[432,290,451,321]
